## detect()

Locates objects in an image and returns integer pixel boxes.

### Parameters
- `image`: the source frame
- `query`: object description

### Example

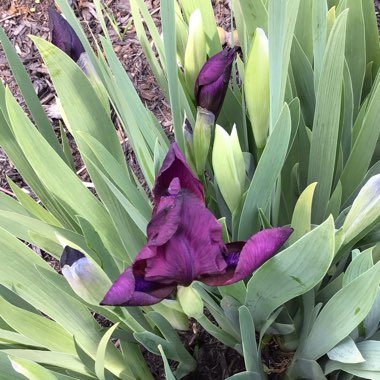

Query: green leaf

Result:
[0,227,127,378]
[147,311,196,377]
[31,37,125,171]
[9,357,59,380]
[362,0,380,76]
[294,0,313,61]
[289,182,317,244]
[234,0,267,57]
[238,104,291,239]
[8,179,62,227]
[245,217,335,328]
[226,372,262,380]
[178,0,221,55]
[327,336,365,364]
[0,26,63,160]
[301,262,380,360]
[238,306,262,375]
[5,88,127,262]
[0,298,76,354]
[343,248,374,286]
[312,0,328,88]
[268,0,300,129]
[0,329,42,348]
[342,0,366,117]
[325,340,380,377]
[0,350,94,377]
[161,0,184,151]
[0,352,25,380]
[340,74,380,202]
[287,358,327,380]
[308,10,348,223]
[290,37,315,127]
[95,323,120,380]
[158,345,176,380]
[60,123,76,172]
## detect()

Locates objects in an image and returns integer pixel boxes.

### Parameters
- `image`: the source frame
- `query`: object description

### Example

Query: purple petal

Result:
[147,181,182,245]
[144,191,226,285]
[202,227,293,286]
[196,73,229,119]
[195,47,238,88]
[48,6,85,62]
[100,268,175,306]
[194,47,238,118]
[153,143,204,204]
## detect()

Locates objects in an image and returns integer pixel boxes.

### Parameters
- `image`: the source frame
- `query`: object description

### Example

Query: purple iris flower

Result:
[194,47,238,119]
[101,143,292,306]
[48,6,85,62]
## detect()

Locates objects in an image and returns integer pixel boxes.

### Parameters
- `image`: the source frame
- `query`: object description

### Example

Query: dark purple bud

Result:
[48,5,85,62]
[194,47,238,119]
[60,246,85,267]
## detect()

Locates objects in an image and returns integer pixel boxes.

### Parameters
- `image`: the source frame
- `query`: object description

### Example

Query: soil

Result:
[0,1,379,379]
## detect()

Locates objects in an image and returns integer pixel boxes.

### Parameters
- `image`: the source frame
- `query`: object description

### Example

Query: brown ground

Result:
[0,1,379,379]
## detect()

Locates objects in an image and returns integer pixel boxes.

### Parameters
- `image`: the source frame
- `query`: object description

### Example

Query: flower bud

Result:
[193,107,215,175]
[177,285,204,319]
[48,6,84,62]
[60,246,112,305]
[194,47,238,119]
[342,175,380,244]
[212,125,245,213]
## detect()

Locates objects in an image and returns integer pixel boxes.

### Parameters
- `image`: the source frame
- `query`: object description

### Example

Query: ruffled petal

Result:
[147,181,182,245]
[202,227,293,286]
[100,268,175,306]
[144,191,226,284]
[153,143,204,204]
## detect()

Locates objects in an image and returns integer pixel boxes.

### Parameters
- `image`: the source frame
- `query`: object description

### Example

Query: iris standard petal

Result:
[100,268,175,306]
[202,227,293,286]
[153,143,204,203]
[144,190,226,284]
[147,181,182,246]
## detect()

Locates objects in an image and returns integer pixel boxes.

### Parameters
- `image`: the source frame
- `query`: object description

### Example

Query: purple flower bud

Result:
[48,6,85,62]
[194,47,238,119]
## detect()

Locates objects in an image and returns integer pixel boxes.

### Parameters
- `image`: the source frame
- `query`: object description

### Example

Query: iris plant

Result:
[194,47,238,119]
[101,144,292,306]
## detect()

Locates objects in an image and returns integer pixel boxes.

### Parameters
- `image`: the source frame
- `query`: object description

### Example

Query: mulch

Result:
[0,1,379,379]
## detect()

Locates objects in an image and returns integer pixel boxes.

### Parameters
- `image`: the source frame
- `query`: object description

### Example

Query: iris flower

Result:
[101,143,292,306]
[194,47,238,119]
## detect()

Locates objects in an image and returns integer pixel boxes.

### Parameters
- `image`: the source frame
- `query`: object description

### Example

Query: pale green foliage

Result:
[0,0,380,379]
